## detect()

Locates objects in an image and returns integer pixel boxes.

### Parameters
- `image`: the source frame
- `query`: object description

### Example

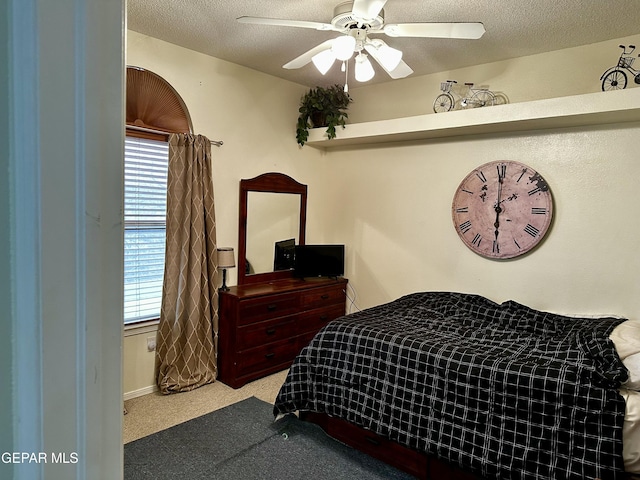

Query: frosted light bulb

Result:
[332,35,356,61]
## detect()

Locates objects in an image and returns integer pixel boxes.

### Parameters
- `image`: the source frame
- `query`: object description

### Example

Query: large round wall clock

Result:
[452,160,553,259]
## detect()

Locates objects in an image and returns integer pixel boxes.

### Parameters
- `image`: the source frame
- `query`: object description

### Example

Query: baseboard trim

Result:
[124,384,158,401]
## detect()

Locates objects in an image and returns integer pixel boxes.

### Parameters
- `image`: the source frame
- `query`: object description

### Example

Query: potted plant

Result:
[296,84,352,146]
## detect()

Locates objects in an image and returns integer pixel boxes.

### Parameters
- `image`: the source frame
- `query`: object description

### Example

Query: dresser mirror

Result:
[238,173,307,285]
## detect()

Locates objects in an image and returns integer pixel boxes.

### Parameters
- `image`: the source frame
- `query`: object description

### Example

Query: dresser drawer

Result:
[236,338,298,377]
[238,292,298,325]
[297,304,345,336]
[218,277,348,389]
[236,316,297,351]
[300,285,345,309]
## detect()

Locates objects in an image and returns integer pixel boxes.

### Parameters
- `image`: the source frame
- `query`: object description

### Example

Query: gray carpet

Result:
[124,396,415,479]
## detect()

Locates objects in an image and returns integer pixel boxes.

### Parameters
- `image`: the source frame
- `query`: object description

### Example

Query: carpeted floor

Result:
[124,396,415,479]
[123,370,288,443]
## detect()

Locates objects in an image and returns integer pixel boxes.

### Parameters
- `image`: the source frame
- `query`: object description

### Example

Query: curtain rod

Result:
[126,124,223,146]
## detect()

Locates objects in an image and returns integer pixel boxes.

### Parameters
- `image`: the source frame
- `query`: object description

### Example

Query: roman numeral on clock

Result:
[524,224,540,237]
[459,220,472,234]
[476,171,487,183]
[531,207,547,215]
[456,207,469,213]
[472,234,482,246]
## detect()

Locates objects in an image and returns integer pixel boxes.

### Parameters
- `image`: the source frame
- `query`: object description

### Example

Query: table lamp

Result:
[217,247,235,292]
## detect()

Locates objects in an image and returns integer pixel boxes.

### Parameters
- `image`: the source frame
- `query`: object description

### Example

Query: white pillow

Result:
[610,320,640,360]
[624,353,640,391]
[620,389,640,473]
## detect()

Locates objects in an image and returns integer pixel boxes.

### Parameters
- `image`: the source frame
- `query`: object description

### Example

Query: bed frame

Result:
[301,411,481,480]
[302,411,640,480]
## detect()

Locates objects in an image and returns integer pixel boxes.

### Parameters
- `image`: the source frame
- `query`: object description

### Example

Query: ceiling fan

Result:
[237,0,485,87]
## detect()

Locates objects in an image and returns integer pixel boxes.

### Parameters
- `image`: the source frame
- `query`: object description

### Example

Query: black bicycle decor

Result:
[601,44,640,91]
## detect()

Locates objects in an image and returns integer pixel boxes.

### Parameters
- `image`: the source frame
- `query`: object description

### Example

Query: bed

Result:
[273,291,640,480]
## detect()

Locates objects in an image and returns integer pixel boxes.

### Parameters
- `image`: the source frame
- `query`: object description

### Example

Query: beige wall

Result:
[124,31,325,396]
[124,29,640,397]
[126,30,324,254]
[316,125,639,317]
[325,34,640,317]
[348,34,640,123]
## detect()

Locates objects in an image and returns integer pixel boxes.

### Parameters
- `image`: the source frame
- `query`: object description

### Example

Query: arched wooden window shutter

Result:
[126,66,193,134]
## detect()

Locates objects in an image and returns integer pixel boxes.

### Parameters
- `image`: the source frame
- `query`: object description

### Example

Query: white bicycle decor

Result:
[433,80,499,113]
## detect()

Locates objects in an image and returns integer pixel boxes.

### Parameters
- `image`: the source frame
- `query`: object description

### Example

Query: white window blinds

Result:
[124,136,169,324]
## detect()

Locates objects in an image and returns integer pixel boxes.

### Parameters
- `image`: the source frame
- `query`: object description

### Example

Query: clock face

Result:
[452,161,553,259]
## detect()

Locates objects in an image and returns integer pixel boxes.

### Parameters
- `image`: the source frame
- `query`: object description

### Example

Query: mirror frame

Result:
[238,172,307,285]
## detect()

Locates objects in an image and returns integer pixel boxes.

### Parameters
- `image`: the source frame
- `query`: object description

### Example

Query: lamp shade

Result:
[332,35,356,61]
[374,43,403,72]
[354,53,375,82]
[312,49,336,75]
[217,248,235,269]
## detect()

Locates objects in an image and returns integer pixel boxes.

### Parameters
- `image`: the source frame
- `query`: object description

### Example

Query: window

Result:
[124,135,169,324]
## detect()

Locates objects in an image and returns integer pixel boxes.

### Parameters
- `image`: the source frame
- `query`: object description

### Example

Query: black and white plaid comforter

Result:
[274,292,628,480]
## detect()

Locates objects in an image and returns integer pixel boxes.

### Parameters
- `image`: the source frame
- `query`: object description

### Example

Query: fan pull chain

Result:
[343,61,349,92]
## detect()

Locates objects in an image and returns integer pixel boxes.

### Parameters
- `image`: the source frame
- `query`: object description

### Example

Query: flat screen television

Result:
[273,238,295,271]
[294,244,344,278]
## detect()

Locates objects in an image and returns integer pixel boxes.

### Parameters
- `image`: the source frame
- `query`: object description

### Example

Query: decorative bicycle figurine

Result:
[601,44,640,91]
[433,80,496,113]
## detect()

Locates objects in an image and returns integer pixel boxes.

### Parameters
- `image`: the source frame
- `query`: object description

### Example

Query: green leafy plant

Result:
[296,84,352,146]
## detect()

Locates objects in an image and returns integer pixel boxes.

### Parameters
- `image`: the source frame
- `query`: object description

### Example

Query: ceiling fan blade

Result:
[384,22,485,39]
[237,16,336,31]
[283,39,335,69]
[387,60,414,79]
[352,0,388,21]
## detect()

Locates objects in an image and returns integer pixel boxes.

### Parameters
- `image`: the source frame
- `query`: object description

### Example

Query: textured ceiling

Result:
[127,0,640,88]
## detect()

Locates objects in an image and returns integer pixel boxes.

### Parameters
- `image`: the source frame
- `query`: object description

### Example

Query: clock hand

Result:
[494,205,501,240]
[494,164,505,239]
[495,165,504,209]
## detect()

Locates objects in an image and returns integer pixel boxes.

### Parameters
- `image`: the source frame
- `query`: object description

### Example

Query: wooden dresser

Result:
[217,276,348,389]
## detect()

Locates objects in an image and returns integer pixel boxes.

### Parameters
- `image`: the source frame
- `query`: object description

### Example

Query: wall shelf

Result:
[305,88,640,149]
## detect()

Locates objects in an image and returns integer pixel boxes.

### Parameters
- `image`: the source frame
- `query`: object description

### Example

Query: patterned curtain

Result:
[156,133,218,394]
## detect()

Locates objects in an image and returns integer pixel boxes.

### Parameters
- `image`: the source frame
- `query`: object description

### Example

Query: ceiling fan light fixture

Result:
[312,49,337,75]
[354,53,375,82]
[238,1,487,84]
[332,35,357,61]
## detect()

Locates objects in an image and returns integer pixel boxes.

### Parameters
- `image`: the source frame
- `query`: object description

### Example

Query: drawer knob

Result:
[319,315,328,321]
[265,353,275,359]
[265,328,276,335]
[267,304,277,311]
[320,294,330,300]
